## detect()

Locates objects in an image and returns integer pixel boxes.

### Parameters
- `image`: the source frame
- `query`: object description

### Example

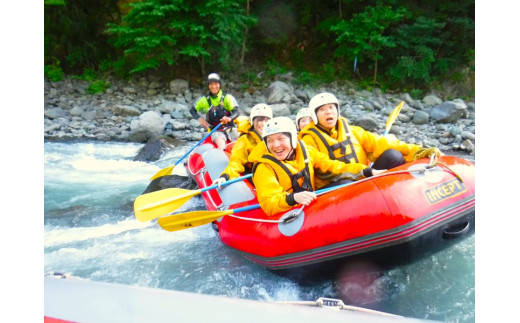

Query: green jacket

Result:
[190,90,239,128]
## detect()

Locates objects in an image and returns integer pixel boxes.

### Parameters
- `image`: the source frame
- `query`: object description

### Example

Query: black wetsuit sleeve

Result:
[363,168,373,177]
[286,193,297,206]
[228,107,239,121]
[189,106,201,119]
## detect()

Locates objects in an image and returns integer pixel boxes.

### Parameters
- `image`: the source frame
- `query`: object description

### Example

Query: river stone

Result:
[461,131,475,141]
[269,103,291,117]
[133,136,185,162]
[112,104,141,117]
[355,116,378,131]
[148,81,162,89]
[169,79,189,95]
[413,110,429,125]
[398,114,411,123]
[141,174,197,194]
[264,81,299,104]
[45,107,68,119]
[123,87,137,94]
[430,101,467,123]
[400,93,414,105]
[423,94,443,106]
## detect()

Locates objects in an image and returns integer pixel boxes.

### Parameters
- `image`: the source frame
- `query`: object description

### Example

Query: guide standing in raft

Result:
[190,73,240,149]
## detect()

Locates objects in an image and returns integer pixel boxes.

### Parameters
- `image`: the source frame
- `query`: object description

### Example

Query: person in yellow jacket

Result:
[212,104,273,187]
[295,107,312,136]
[299,92,441,189]
[250,117,378,216]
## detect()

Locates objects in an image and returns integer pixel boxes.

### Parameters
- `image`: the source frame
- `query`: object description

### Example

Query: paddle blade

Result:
[134,188,200,222]
[158,210,232,232]
[149,165,174,181]
[385,101,404,133]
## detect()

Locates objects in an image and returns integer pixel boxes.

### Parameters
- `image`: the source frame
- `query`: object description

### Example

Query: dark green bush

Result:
[44,60,63,82]
[86,80,111,94]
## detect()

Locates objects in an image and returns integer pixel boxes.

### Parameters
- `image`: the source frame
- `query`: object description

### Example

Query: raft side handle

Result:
[282,205,305,223]
[315,297,402,317]
[443,220,470,239]
[192,166,206,177]
[316,297,344,308]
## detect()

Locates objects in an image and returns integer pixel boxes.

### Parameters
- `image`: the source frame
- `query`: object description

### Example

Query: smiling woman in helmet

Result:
[249,117,364,216]
[299,92,433,189]
[295,108,312,133]
[190,73,239,149]
[212,104,273,187]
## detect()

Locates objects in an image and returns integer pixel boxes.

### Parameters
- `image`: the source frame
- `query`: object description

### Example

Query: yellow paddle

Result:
[368,101,404,167]
[158,204,261,232]
[134,174,252,222]
[383,101,404,136]
[149,123,223,180]
[157,179,360,232]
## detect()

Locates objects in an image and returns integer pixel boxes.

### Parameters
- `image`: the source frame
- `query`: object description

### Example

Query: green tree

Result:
[107,0,256,76]
[331,4,408,85]
[44,0,120,74]
[386,16,446,86]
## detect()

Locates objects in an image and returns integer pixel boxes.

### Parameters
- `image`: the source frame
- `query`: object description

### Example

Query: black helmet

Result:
[207,73,222,85]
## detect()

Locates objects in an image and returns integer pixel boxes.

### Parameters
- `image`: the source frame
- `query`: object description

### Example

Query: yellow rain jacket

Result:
[250,140,364,216]
[220,118,263,180]
[300,117,421,188]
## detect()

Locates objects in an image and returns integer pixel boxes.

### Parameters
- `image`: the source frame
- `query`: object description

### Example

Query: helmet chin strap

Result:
[285,148,296,161]
[317,122,335,135]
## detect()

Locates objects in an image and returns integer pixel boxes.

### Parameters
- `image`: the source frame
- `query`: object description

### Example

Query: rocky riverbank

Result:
[44,75,475,159]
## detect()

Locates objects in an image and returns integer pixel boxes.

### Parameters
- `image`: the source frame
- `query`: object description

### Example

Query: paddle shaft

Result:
[213,182,358,216]
[157,178,361,231]
[173,123,223,167]
[226,182,358,215]
[149,123,224,180]
[239,179,365,214]
[136,174,253,213]
[226,204,261,214]
[200,174,252,194]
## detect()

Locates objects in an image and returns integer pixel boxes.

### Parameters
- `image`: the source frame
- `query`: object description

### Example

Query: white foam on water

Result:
[44,219,154,247]
[45,141,190,184]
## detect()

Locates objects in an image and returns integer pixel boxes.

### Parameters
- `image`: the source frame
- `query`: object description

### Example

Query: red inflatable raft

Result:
[185,140,475,270]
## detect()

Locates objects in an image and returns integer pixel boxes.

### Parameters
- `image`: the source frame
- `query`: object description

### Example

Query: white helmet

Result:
[263,117,298,149]
[250,104,273,121]
[207,73,221,84]
[308,92,339,124]
[295,108,312,130]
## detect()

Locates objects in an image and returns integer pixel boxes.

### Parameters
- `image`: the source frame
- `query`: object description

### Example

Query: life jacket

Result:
[252,140,313,193]
[205,92,231,128]
[242,129,263,174]
[303,118,369,165]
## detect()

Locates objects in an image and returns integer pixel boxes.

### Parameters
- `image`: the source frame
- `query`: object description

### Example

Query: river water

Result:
[42,140,475,322]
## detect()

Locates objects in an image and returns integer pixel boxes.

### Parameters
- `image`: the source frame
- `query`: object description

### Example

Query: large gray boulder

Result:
[129,111,166,142]
[269,103,291,117]
[264,81,300,104]
[133,136,185,162]
[430,101,468,123]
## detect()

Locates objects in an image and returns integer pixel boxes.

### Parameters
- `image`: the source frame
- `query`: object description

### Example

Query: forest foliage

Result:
[44,0,475,97]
